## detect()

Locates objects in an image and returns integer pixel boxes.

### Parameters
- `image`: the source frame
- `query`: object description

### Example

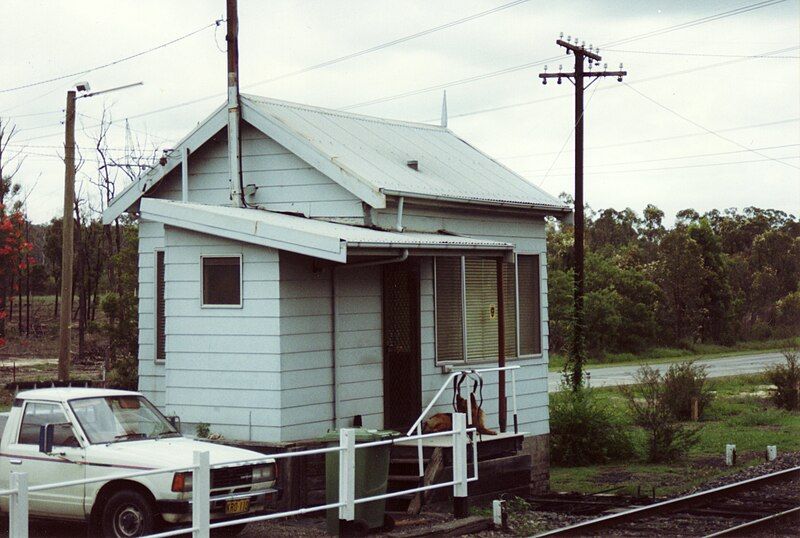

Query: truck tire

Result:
[101,489,155,538]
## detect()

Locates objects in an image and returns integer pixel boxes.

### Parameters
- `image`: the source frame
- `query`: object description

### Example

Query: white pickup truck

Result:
[0,387,277,537]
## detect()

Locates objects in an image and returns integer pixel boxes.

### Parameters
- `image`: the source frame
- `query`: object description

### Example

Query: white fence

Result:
[2,414,475,538]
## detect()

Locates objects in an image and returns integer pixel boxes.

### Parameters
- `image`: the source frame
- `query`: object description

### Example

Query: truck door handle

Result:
[9,459,23,465]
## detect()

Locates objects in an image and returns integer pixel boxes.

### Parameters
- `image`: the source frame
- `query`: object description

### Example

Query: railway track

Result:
[535,465,800,537]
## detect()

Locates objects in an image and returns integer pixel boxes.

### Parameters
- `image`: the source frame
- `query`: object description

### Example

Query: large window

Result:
[155,250,165,362]
[202,256,242,307]
[435,255,540,364]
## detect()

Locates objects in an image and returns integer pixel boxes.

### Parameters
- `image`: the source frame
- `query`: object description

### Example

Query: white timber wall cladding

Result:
[278,252,383,442]
[138,219,166,407]
[375,205,551,437]
[162,226,282,442]
[154,123,364,219]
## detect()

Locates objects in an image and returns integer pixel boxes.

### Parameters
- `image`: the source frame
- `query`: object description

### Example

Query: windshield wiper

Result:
[154,431,181,440]
[113,433,148,442]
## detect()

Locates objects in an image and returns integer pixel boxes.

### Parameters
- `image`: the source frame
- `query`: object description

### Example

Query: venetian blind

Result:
[434,257,464,362]
[518,254,541,355]
[502,262,518,358]
[155,250,166,362]
[465,258,498,361]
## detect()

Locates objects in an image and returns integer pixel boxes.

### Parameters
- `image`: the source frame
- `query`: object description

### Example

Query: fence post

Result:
[9,472,28,538]
[338,428,356,526]
[452,413,468,518]
[193,451,210,538]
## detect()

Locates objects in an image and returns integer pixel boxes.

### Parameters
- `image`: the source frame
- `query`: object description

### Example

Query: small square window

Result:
[202,256,242,307]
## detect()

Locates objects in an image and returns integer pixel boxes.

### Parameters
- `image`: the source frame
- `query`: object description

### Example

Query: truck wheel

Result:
[101,490,155,538]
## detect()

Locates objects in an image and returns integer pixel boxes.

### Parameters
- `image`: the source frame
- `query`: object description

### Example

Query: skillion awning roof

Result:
[140,199,513,262]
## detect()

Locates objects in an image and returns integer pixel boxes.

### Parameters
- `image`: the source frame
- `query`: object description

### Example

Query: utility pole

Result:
[58,90,76,382]
[227,0,245,207]
[57,81,142,382]
[539,36,626,391]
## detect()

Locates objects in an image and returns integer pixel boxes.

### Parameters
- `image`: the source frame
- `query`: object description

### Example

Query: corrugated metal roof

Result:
[243,95,569,211]
[141,200,512,262]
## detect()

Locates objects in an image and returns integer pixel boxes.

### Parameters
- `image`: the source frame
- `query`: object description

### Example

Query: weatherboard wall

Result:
[137,220,166,407]
[153,122,364,219]
[278,252,384,442]
[160,226,283,442]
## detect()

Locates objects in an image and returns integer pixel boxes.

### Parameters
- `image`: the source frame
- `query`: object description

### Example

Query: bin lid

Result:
[320,428,401,443]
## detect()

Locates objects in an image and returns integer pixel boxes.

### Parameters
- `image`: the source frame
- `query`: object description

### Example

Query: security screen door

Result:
[382,259,422,430]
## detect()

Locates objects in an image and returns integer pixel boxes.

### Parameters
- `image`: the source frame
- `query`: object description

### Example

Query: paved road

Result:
[547,351,787,392]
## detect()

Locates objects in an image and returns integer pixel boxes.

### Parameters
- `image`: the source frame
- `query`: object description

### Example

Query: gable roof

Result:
[141,199,513,262]
[103,95,569,224]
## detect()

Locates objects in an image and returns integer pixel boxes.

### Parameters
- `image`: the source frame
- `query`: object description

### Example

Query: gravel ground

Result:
[690,450,800,493]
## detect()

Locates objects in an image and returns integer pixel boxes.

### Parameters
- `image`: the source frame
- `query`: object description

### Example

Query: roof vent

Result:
[406,160,419,171]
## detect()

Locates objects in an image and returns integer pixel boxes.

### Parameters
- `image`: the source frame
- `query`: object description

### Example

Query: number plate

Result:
[225,499,250,515]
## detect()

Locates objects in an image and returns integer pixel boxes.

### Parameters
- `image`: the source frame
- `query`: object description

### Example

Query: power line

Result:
[539,80,603,187]
[604,48,800,59]
[523,143,800,173]
[9,0,792,145]
[0,20,221,94]
[433,45,798,122]
[246,0,533,89]
[525,154,800,177]
[4,1,535,143]
[621,82,800,170]
[498,118,800,159]
[343,0,790,111]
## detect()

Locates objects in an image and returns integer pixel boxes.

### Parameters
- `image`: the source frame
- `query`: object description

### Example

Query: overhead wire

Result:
[523,144,800,173]
[603,48,800,59]
[498,118,800,159]
[539,80,602,187]
[621,82,800,170]
[0,20,222,94]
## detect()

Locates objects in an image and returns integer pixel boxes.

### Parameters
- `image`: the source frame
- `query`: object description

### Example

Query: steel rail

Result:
[704,504,800,537]
[534,465,800,537]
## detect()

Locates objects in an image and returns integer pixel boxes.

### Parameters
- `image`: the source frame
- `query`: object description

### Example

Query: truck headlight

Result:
[171,472,193,492]
[252,463,275,482]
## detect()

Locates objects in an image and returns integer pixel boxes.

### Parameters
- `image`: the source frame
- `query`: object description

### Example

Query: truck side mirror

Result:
[167,416,181,431]
[39,423,55,454]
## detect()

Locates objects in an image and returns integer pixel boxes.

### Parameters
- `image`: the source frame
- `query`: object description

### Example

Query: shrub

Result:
[550,385,634,466]
[765,350,800,410]
[106,353,138,390]
[620,365,699,463]
[663,361,714,420]
[196,423,211,438]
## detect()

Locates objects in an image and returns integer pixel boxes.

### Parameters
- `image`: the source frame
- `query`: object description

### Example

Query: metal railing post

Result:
[9,472,28,538]
[511,368,518,434]
[338,428,356,525]
[193,451,210,538]
[452,413,468,518]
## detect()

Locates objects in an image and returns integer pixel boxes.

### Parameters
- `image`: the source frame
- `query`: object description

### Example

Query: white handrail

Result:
[406,365,521,436]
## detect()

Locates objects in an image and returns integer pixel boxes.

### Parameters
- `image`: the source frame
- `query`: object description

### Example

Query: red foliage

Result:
[0,204,33,344]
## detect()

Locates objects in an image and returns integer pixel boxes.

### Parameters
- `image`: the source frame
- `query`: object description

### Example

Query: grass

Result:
[549,372,800,496]
[548,336,800,372]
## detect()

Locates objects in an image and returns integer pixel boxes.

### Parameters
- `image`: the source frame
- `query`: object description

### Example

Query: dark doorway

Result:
[382,259,422,430]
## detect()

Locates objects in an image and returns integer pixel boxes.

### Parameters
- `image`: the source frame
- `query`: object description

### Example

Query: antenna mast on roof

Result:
[440,90,448,128]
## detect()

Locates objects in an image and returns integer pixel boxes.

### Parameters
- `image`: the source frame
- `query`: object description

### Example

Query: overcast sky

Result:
[2,0,798,224]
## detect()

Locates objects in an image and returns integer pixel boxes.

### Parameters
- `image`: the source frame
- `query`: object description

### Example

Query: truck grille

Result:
[211,465,253,490]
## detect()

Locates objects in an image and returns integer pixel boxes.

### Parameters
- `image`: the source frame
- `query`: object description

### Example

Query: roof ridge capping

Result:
[241,93,447,132]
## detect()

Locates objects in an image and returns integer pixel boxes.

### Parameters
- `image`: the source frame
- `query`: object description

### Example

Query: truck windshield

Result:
[69,396,179,444]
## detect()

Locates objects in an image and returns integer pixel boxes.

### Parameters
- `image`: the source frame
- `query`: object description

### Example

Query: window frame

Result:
[16,400,82,448]
[433,253,543,366]
[154,249,166,363]
[200,254,244,309]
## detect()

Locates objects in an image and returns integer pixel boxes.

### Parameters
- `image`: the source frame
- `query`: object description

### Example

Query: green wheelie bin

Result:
[323,428,398,535]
